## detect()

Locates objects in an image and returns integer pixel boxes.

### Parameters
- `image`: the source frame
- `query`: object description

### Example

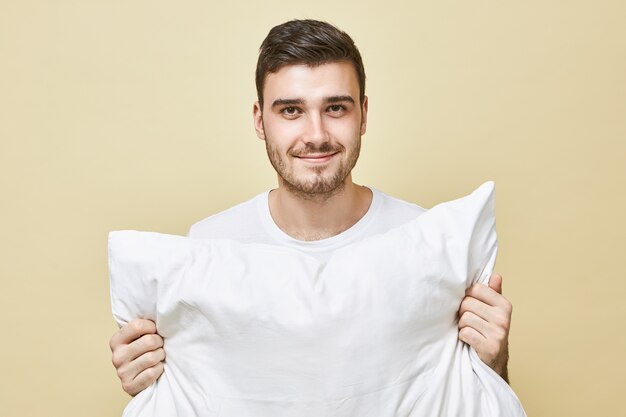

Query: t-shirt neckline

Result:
[257,187,382,252]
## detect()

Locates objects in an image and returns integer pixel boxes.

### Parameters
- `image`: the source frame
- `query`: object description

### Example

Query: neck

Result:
[268,175,373,241]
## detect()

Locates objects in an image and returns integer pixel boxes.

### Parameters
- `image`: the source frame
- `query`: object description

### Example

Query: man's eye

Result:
[282,107,299,115]
[328,104,345,112]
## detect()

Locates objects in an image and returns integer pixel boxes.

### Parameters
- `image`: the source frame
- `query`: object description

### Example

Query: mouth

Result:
[294,152,338,164]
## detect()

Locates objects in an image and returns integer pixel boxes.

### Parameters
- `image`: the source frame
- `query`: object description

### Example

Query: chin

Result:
[286,173,348,196]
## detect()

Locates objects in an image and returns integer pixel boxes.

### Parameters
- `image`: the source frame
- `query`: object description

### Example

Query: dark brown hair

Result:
[255,19,366,109]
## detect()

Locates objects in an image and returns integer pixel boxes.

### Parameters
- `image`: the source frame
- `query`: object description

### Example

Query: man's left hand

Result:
[458,273,512,383]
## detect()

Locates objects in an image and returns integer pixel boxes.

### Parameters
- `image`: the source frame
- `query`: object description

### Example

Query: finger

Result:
[123,361,165,396]
[110,319,157,350]
[488,273,503,294]
[459,293,512,334]
[112,333,164,369]
[458,296,492,322]
[458,311,489,339]
[465,284,508,308]
[458,326,486,353]
[126,334,164,362]
[118,347,165,382]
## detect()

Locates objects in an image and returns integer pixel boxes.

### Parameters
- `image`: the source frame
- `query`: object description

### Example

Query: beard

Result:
[265,136,362,198]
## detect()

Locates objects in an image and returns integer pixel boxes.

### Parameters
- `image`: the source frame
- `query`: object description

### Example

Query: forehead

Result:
[263,62,360,104]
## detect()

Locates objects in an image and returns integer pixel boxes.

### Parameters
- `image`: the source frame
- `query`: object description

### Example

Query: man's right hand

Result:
[109,319,165,396]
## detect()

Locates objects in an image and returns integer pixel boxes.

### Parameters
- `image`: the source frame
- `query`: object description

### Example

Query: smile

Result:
[295,153,338,164]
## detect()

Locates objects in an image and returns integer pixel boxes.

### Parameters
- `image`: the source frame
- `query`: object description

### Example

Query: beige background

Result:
[1,1,624,416]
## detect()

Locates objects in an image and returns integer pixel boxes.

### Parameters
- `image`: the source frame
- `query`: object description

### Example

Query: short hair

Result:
[255,19,366,109]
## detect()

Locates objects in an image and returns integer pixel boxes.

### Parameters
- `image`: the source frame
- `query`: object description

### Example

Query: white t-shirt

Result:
[188,187,426,262]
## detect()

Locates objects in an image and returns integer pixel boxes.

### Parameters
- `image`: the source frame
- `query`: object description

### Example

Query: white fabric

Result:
[188,187,427,263]
[109,181,526,417]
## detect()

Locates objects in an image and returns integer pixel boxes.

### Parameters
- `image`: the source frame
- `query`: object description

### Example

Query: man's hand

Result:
[109,319,165,396]
[458,273,512,383]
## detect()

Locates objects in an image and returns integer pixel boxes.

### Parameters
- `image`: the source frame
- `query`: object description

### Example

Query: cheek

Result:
[326,116,361,143]
[264,117,303,144]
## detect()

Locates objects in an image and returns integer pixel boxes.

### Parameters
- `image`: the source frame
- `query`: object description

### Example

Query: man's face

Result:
[253,61,368,196]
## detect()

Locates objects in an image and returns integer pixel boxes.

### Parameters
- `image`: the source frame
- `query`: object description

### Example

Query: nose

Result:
[303,113,329,146]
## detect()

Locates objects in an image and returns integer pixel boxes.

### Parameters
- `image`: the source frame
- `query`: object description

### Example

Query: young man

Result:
[109,19,513,397]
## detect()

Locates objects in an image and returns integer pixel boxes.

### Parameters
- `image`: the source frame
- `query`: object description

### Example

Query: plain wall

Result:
[1,1,624,415]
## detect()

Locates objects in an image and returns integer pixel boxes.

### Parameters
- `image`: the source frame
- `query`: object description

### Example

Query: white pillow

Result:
[109,181,526,417]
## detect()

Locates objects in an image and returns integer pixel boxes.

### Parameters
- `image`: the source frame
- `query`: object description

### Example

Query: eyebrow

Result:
[271,95,355,109]
[326,95,355,104]
[271,98,304,109]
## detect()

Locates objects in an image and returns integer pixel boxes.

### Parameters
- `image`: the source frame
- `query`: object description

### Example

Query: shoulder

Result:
[374,188,427,219]
[359,188,427,235]
[187,192,268,240]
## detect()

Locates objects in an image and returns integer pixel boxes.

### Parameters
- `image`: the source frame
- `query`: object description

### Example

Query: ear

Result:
[253,101,265,140]
[360,95,369,135]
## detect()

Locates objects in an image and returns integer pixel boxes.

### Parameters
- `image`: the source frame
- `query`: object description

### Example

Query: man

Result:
[109,19,513,397]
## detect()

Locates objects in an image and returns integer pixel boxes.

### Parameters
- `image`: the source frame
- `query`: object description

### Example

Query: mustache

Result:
[290,142,343,157]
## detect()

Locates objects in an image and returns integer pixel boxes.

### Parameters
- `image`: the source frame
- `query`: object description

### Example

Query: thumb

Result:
[488,273,503,294]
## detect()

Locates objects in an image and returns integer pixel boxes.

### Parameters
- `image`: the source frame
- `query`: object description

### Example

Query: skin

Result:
[109,319,165,396]
[459,273,511,382]
[253,62,371,241]
[109,61,513,396]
